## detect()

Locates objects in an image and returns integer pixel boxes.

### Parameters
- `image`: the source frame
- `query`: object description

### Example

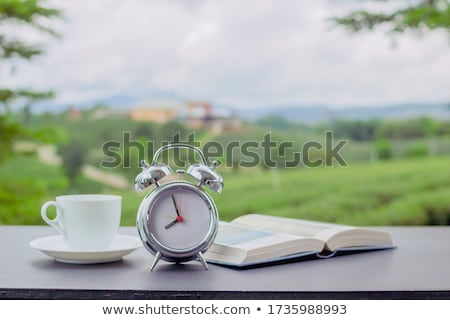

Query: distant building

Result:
[184,101,242,134]
[88,99,243,133]
[67,107,82,120]
[210,117,243,134]
[129,99,183,124]
[184,101,213,129]
[130,108,178,124]
[91,108,129,119]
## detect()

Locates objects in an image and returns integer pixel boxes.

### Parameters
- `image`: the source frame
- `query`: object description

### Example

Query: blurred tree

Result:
[331,120,379,141]
[160,121,186,141]
[375,138,392,160]
[405,142,429,158]
[0,0,61,163]
[256,115,295,130]
[58,140,87,188]
[0,116,21,162]
[436,121,450,135]
[332,0,450,34]
[134,123,156,139]
[376,118,437,139]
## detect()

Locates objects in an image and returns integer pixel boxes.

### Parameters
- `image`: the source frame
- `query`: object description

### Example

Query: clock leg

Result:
[197,252,208,270]
[150,251,162,271]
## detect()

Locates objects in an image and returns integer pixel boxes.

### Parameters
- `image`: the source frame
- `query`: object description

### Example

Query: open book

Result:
[204,214,394,267]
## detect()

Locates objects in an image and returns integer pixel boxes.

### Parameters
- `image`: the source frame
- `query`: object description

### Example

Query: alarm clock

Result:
[134,143,223,271]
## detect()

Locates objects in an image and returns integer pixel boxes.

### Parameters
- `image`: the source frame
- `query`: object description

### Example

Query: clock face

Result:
[146,185,213,251]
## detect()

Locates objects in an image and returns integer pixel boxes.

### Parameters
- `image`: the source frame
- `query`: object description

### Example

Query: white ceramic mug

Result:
[41,194,121,251]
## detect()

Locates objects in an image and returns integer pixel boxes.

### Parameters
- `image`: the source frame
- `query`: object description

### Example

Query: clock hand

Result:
[165,195,184,229]
[171,194,182,218]
[164,215,183,229]
[164,219,178,229]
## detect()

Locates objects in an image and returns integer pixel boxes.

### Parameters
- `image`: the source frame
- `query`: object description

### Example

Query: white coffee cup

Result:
[41,194,121,251]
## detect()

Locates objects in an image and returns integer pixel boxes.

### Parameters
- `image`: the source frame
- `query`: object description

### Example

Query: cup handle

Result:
[41,201,65,236]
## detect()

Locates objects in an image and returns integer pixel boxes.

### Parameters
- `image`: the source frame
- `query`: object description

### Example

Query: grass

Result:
[1,154,449,227]
[0,155,68,224]
[226,157,450,225]
[4,114,449,227]
[121,156,450,226]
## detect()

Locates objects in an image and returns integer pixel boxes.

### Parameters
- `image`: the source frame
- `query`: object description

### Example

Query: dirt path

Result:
[35,144,131,190]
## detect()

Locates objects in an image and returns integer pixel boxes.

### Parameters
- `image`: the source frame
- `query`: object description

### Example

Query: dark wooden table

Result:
[1,226,449,299]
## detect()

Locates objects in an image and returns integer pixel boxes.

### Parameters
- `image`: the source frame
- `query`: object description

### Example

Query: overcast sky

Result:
[2,0,450,109]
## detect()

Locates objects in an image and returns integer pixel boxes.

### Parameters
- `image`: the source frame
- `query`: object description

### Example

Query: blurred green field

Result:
[1,154,449,226]
[212,157,450,226]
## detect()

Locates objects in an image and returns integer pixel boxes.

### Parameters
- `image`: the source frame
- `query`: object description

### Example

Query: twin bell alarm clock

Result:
[134,143,223,271]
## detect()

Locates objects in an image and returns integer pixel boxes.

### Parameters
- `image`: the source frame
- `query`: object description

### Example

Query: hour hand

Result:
[164,214,183,229]
[165,219,178,229]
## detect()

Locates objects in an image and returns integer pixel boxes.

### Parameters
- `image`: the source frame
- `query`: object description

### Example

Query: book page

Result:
[231,214,352,242]
[231,214,394,251]
[208,214,394,266]
[206,221,325,265]
[214,222,274,245]
[213,222,315,249]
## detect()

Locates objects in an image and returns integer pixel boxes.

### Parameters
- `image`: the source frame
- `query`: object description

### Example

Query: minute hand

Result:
[164,195,183,229]
[171,194,181,217]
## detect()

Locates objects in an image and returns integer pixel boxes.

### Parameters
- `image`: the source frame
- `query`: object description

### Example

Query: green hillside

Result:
[1,111,449,226]
[2,154,448,226]
[212,156,450,226]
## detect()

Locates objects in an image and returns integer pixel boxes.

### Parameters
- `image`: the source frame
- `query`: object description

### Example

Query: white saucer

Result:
[29,234,142,264]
